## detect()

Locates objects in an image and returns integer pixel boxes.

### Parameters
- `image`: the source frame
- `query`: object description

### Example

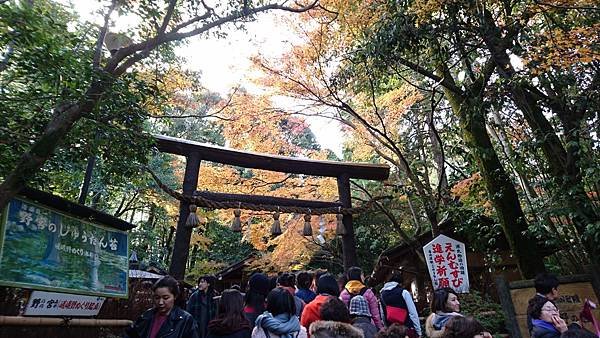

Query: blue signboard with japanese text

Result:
[0,198,128,298]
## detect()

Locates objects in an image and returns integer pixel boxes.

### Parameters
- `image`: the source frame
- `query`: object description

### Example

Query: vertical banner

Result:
[423,234,469,293]
[0,198,129,298]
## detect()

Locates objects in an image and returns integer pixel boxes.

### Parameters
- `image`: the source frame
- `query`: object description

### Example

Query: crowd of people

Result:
[123,269,597,338]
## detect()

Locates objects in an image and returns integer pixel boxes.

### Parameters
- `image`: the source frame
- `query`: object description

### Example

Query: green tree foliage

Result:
[0,0,153,195]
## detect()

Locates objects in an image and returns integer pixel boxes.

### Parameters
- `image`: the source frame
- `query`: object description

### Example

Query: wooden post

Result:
[584,265,600,300]
[495,275,522,338]
[169,152,201,280]
[337,174,358,271]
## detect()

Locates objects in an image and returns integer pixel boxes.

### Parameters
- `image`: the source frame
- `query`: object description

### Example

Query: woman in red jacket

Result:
[300,273,339,331]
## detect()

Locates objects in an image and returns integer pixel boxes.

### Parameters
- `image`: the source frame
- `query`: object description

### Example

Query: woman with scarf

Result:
[339,267,383,330]
[207,289,252,338]
[528,296,569,338]
[425,288,462,338]
[252,287,308,338]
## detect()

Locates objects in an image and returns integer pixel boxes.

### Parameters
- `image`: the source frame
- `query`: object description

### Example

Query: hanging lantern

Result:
[231,208,242,232]
[303,212,313,236]
[186,204,200,228]
[336,213,346,235]
[271,211,282,236]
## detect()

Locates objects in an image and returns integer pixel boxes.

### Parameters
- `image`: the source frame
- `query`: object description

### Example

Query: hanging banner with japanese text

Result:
[423,234,469,293]
[0,198,128,298]
[24,290,105,316]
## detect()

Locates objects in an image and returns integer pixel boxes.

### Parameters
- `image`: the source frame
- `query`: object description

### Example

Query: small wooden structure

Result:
[370,226,523,311]
[213,255,257,291]
[154,135,390,279]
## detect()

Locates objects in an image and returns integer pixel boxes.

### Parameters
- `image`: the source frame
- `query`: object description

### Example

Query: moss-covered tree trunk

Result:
[481,11,599,258]
[443,88,546,278]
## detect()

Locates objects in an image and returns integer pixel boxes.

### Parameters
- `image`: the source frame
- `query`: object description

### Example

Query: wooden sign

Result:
[24,290,105,317]
[423,234,470,292]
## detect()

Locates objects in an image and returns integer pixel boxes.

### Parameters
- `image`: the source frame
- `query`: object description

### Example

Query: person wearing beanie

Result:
[340,267,383,330]
[245,273,271,328]
[300,273,340,332]
[350,296,377,338]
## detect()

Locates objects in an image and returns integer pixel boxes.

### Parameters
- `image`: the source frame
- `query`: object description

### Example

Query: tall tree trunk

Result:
[443,88,546,278]
[481,11,599,258]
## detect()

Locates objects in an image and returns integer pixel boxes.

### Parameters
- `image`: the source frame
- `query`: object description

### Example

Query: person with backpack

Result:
[380,272,421,338]
[339,267,383,330]
[350,295,378,338]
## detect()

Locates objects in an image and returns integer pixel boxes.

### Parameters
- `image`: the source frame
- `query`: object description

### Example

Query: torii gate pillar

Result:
[338,174,357,270]
[169,152,201,280]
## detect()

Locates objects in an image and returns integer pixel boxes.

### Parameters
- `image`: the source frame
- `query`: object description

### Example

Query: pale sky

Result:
[64,0,344,157]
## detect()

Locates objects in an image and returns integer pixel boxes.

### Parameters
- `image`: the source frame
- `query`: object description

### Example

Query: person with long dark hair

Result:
[277,273,305,318]
[425,288,462,338]
[245,273,271,328]
[252,287,307,338]
[207,289,252,338]
[125,276,198,338]
[188,275,218,338]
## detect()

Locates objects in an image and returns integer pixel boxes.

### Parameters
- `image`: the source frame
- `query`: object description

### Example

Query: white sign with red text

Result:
[423,234,470,293]
[24,290,105,316]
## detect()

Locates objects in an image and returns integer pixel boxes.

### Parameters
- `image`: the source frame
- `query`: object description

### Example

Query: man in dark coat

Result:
[187,275,218,338]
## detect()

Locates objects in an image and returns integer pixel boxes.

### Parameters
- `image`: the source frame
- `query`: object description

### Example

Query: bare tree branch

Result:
[93,0,117,68]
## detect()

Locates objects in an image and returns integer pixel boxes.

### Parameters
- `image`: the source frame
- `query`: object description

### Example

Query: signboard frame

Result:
[0,196,129,298]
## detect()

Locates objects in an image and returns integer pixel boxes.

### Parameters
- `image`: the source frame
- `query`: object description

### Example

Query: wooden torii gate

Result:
[155,135,390,280]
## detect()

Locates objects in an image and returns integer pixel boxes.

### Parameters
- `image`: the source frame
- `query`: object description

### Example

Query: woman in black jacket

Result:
[207,289,252,338]
[125,276,198,338]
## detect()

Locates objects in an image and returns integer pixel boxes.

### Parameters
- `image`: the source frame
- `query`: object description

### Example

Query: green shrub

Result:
[460,290,506,334]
